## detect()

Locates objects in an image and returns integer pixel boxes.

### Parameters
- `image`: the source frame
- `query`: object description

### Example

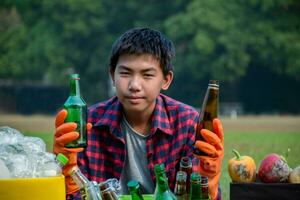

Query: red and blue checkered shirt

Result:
[69,94,221,200]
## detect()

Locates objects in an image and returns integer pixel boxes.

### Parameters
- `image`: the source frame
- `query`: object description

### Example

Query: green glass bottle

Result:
[127,180,144,200]
[64,73,87,148]
[154,163,177,200]
[189,172,202,200]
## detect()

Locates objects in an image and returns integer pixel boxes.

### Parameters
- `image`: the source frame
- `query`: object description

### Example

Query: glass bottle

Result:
[179,156,192,194]
[69,166,100,200]
[153,163,177,200]
[64,73,87,148]
[200,176,209,200]
[174,171,187,200]
[127,180,144,200]
[189,172,201,200]
[99,181,119,200]
[194,80,219,155]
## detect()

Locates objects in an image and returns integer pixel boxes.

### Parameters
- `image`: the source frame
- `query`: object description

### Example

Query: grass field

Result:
[1,114,299,200]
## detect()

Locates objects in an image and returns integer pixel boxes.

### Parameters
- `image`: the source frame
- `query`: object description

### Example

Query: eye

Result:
[144,73,154,78]
[119,71,130,76]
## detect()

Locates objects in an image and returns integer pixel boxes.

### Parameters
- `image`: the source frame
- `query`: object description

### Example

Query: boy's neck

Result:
[123,111,152,136]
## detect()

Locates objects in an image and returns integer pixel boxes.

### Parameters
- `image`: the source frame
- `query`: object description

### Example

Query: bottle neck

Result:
[70,78,80,96]
[70,168,89,188]
[156,173,170,192]
[130,190,143,200]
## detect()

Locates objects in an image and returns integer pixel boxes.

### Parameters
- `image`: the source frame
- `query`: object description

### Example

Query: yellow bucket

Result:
[0,175,66,200]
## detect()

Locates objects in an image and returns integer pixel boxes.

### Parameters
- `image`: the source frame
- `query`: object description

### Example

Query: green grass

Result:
[221,131,300,200]
[24,131,300,200]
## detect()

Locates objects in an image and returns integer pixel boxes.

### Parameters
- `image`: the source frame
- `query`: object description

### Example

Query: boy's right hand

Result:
[53,109,84,194]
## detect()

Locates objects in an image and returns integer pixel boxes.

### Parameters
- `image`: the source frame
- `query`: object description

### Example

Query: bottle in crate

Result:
[174,171,187,200]
[69,166,101,200]
[127,180,144,200]
[153,163,177,200]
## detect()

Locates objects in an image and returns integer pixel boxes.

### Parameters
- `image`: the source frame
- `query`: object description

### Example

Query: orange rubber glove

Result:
[53,109,92,194]
[194,118,224,200]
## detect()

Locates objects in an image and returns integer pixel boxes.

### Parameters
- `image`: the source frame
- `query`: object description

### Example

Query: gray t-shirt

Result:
[119,117,155,195]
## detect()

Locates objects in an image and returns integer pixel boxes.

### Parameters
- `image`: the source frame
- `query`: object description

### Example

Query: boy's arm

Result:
[194,118,224,200]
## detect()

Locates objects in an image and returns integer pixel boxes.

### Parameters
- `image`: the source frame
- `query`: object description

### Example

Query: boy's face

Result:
[111,54,173,116]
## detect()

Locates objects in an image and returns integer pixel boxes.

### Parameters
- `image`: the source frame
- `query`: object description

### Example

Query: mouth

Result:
[125,96,145,104]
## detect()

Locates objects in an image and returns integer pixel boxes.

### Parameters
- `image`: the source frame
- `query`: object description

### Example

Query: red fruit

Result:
[258,153,291,183]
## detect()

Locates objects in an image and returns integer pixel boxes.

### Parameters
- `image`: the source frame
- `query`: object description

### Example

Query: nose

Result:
[128,76,142,92]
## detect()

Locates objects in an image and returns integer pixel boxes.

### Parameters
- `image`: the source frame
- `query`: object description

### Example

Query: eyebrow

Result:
[117,65,157,73]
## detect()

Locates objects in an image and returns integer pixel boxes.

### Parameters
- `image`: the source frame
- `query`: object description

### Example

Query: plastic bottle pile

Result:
[0,126,64,178]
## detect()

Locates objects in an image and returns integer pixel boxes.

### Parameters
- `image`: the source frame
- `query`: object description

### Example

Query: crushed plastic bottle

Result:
[0,126,66,178]
[0,159,11,179]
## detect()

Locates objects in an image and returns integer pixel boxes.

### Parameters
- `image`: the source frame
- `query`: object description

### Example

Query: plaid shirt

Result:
[68,94,221,200]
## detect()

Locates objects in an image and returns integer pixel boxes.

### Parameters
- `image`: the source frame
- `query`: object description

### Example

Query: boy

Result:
[53,27,224,200]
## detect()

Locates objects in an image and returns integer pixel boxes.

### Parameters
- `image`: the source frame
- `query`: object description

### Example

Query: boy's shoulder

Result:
[88,96,120,122]
[159,94,199,116]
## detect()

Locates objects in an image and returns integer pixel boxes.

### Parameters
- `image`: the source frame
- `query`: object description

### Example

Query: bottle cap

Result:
[180,156,192,167]
[70,73,80,80]
[190,172,201,182]
[56,153,69,166]
[209,80,219,88]
[201,176,208,184]
[127,180,139,190]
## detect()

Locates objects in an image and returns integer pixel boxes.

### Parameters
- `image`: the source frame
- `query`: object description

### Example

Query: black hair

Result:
[109,27,175,76]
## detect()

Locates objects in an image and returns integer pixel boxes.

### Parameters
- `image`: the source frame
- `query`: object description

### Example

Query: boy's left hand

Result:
[194,118,224,200]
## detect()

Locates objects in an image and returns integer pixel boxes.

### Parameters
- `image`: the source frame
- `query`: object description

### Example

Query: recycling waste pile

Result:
[0,126,66,200]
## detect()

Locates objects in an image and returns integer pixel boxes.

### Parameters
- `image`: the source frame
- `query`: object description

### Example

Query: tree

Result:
[164,0,300,105]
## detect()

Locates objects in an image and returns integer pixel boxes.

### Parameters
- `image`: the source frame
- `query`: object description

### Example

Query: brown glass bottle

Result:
[194,80,219,155]
[174,171,187,200]
[179,157,192,194]
[200,176,209,200]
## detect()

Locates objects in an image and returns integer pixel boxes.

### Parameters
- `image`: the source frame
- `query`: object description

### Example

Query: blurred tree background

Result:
[0,0,299,114]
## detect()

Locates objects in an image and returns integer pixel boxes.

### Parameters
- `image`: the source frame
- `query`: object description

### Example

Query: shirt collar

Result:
[150,94,173,135]
[94,97,123,138]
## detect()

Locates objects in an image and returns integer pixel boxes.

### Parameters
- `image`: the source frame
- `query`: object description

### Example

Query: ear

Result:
[161,71,173,90]
[109,68,115,86]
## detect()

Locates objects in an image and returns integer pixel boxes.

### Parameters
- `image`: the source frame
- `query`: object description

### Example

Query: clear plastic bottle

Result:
[38,153,69,177]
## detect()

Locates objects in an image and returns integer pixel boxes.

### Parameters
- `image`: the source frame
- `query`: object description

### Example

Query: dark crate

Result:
[230,182,300,200]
